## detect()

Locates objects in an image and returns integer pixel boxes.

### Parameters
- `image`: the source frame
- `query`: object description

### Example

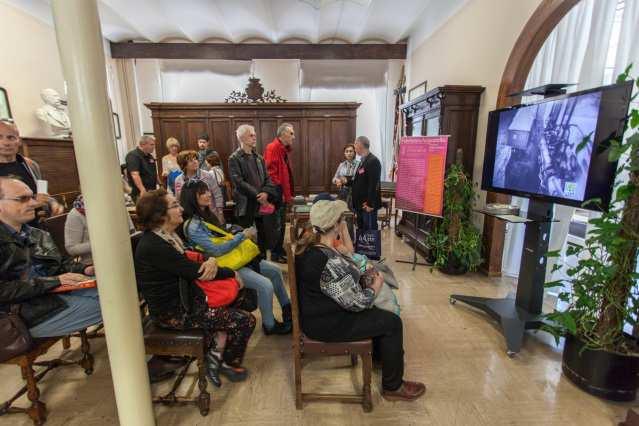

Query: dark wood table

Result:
[380,181,396,229]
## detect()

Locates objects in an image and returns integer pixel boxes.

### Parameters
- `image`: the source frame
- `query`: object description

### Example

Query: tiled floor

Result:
[0,228,633,425]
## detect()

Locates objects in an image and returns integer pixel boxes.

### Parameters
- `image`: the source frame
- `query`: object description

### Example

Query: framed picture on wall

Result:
[112,112,121,140]
[408,81,427,101]
[0,87,12,119]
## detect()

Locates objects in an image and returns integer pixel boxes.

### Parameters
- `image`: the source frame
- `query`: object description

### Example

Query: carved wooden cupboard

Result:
[146,102,360,195]
[19,136,80,207]
[397,85,484,250]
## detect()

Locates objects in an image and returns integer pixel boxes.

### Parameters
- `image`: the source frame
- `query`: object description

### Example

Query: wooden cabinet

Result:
[146,102,360,195]
[397,85,484,250]
[19,136,80,207]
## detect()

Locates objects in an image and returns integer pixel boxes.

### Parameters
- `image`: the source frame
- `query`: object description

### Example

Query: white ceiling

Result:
[4,0,468,45]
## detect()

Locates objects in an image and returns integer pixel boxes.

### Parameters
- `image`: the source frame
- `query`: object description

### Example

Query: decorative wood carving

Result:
[225,77,286,103]
[482,0,581,276]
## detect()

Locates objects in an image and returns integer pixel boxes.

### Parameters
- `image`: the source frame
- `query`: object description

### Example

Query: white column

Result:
[50,1,155,425]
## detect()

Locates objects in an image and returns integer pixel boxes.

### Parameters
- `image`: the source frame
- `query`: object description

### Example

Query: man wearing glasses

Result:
[0,177,101,338]
[0,119,63,226]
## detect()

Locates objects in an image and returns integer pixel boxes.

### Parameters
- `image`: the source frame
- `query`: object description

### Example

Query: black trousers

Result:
[271,203,287,257]
[308,308,404,391]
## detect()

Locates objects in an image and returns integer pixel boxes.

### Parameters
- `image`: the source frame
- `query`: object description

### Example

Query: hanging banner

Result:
[396,135,449,217]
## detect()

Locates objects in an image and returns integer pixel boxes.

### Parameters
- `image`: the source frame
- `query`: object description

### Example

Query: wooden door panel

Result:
[210,119,233,176]
[258,119,278,154]
[184,120,207,152]
[159,120,184,160]
[306,119,327,194]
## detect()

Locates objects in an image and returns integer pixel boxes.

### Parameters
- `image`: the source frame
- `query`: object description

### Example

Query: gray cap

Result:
[310,199,349,232]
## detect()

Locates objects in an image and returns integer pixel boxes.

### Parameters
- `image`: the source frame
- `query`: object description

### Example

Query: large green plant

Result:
[545,67,639,354]
[426,163,482,271]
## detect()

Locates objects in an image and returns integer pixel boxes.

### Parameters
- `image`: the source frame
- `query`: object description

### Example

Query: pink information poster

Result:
[396,136,449,217]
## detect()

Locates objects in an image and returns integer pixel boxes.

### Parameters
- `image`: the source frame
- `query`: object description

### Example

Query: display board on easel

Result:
[396,136,449,217]
[395,135,448,269]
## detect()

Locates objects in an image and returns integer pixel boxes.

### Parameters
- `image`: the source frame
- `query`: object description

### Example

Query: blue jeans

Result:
[29,288,102,338]
[237,260,290,329]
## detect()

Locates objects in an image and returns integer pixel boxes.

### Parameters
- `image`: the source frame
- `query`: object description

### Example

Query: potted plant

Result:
[426,161,482,274]
[544,67,639,401]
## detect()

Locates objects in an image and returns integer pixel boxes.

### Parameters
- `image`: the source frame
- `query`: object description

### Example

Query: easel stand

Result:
[395,212,433,271]
[449,200,555,356]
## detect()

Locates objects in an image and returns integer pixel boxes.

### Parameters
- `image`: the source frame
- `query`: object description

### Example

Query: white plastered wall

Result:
[406,0,544,221]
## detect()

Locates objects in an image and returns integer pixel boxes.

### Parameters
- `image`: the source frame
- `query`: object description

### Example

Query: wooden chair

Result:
[142,316,210,416]
[41,214,70,258]
[0,331,94,425]
[286,243,373,412]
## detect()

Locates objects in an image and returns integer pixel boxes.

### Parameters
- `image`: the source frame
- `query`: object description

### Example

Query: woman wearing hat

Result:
[294,199,426,402]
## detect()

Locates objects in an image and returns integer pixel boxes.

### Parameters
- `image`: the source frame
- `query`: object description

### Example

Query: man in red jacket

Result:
[264,123,295,263]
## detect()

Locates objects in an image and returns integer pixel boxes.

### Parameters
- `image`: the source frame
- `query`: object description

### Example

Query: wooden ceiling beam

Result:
[109,42,407,60]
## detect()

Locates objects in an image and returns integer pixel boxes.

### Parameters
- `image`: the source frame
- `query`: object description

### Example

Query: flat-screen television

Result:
[481,80,633,209]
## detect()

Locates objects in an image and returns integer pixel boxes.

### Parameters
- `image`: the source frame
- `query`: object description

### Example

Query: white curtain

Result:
[501,0,619,279]
[299,60,396,177]
[159,60,251,102]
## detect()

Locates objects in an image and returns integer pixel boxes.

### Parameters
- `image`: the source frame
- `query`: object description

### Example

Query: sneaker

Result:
[381,381,426,402]
[219,364,248,382]
[262,320,292,335]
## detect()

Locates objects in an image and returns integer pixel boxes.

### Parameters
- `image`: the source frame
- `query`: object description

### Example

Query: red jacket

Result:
[264,138,294,203]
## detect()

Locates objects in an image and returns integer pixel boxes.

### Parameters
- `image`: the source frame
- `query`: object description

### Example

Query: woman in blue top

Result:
[179,180,292,335]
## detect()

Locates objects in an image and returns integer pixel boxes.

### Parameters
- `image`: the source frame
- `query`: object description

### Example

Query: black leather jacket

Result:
[228,148,279,218]
[0,222,86,327]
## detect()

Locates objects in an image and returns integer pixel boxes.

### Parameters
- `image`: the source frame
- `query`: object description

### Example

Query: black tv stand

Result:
[450,199,556,356]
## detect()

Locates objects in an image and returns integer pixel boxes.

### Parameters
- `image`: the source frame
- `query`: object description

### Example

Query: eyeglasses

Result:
[167,202,181,210]
[1,194,37,203]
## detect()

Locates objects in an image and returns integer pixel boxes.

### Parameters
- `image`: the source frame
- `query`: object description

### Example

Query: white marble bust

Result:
[36,88,71,137]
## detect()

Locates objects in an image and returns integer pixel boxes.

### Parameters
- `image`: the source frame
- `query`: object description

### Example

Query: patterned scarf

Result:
[73,194,86,215]
[153,228,186,254]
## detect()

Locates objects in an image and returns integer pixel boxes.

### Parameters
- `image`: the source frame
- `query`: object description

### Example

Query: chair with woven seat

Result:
[141,316,210,416]
[286,243,373,412]
[0,331,94,425]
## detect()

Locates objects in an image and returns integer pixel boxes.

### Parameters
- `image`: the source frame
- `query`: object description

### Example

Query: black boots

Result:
[205,350,222,388]
[262,320,292,335]
[206,349,249,387]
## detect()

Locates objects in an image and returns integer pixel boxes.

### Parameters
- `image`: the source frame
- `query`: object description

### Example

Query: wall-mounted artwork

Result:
[0,87,12,119]
[408,81,427,101]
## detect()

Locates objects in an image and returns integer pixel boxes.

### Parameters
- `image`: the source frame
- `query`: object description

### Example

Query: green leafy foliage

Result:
[425,163,482,272]
[543,66,639,355]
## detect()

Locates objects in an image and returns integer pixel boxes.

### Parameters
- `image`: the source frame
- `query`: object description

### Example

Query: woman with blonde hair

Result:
[161,137,181,182]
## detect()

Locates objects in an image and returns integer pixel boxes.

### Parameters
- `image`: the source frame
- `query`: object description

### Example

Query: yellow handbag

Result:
[185,219,260,270]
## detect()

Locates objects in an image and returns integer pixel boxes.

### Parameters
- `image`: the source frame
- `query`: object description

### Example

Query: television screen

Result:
[481,81,633,210]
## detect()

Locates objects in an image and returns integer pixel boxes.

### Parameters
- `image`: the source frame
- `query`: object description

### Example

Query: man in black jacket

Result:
[351,136,382,231]
[0,177,101,338]
[228,124,279,255]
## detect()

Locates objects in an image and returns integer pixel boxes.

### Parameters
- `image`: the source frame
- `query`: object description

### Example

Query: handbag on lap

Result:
[184,219,260,270]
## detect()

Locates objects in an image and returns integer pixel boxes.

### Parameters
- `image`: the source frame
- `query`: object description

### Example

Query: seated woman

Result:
[174,150,225,224]
[134,189,256,386]
[179,180,292,336]
[65,194,135,263]
[295,198,425,401]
